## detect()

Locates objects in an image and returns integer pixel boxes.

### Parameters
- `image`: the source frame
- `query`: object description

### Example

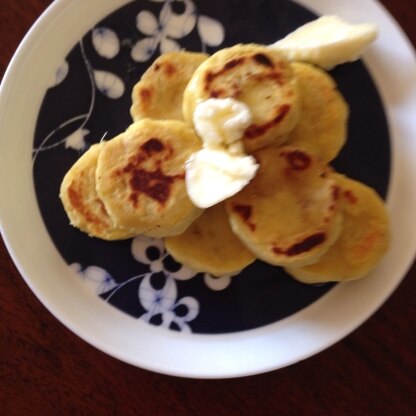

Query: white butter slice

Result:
[185,149,259,209]
[270,15,378,70]
[193,98,252,155]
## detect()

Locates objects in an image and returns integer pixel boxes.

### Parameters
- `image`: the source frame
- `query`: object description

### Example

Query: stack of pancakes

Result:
[60,45,389,283]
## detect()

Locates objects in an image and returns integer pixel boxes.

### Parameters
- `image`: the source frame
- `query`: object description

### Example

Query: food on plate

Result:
[131,51,208,121]
[192,97,252,155]
[165,203,255,276]
[59,143,136,240]
[95,119,203,237]
[225,146,343,268]
[185,147,259,209]
[270,15,378,70]
[286,62,349,163]
[182,44,300,153]
[185,97,259,208]
[60,15,389,283]
[285,174,390,282]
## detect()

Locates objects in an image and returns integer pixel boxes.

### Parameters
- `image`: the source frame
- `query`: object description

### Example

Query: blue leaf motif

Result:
[160,0,197,39]
[203,273,232,291]
[49,60,69,88]
[131,37,158,62]
[175,296,199,322]
[136,10,159,36]
[131,235,165,265]
[93,70,125,99]
[168,263,197,281]
[64,128,89,150]
[139,274,177,312]
[71,263,118,295]
[92,27,120,59]
[197,15,225,47]
[160,37,180,53]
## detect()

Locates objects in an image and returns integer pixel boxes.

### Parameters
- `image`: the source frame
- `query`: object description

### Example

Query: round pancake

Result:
[96,119,203,237]
[165,203,256,276]
[286,62,349,163]
[285,174,390,283]
[59,143,136,240]
[225,146,343,267]
[183,44,300,153]
[131,51,208,122]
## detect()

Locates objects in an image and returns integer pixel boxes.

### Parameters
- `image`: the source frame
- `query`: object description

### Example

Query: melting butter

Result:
[186,98,259,208]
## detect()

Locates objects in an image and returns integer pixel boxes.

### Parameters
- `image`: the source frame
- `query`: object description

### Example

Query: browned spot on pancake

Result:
[210,84,242,99]
[232,203,256,231]
[140,138,165,154]
[281,149,311,171]
[324,186,340,218]
[153,62,176,76]
[352,231,379,257]
[253,72,284,85]
[272,232,326,257]
[204,57,246,92]
[111,137,179,207]
[139,87,153,104]
[244,104,291,140]
[344,190,358,205]
[253,53,274,68]
[332,185,340,200]
[118,140,174,174]
[163,63,176,76]
[209,89,226,98]
[129,168,184,206]
[67,184,108,231]
[224,58,245,70]
[67,184,83,211]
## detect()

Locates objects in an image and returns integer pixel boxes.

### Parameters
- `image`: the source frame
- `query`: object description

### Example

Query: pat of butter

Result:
[193,97,252,155]
[270,15,378,70]
[185,149,259,209]
[186,98,259,208]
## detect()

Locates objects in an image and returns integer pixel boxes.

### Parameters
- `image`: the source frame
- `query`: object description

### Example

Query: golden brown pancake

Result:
[225,146,343,267]
[285,174,390,282]
[95,119,203,238]
[183,44,300,153]
[59,143,136,240]
[286,62,349,163]
[165,203,256,276]
[131,51,208,122]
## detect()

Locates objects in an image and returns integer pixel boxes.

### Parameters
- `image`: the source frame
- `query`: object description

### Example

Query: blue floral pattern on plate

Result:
[32,0,390,334]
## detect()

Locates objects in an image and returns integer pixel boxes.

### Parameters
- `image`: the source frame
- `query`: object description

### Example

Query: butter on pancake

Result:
[286,62,349,163]
[59,143,136,240]
[225,146,343,267]
[96,119,203,237]
[131,51,208,122]
[285,174,390,283]
[165,203,256,276]
[183,44,300,153]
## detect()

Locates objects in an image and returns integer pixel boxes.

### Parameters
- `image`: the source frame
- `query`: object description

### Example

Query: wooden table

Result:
[1,1,415,415]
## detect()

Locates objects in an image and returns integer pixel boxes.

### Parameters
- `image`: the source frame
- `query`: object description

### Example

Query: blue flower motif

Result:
[92,27,120,59]
[93,70,125,99]
[138,273,199,332]
[132,0,197,61]
[131,0,224,61]
[70,263,118,295]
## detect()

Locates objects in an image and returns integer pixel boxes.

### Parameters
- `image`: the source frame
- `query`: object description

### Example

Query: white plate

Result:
[0,0,415,378]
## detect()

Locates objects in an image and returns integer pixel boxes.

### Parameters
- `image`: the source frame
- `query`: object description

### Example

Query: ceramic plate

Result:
[1,0,415,378]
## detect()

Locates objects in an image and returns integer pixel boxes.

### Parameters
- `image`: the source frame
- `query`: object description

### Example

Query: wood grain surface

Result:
[1,1,415,415]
